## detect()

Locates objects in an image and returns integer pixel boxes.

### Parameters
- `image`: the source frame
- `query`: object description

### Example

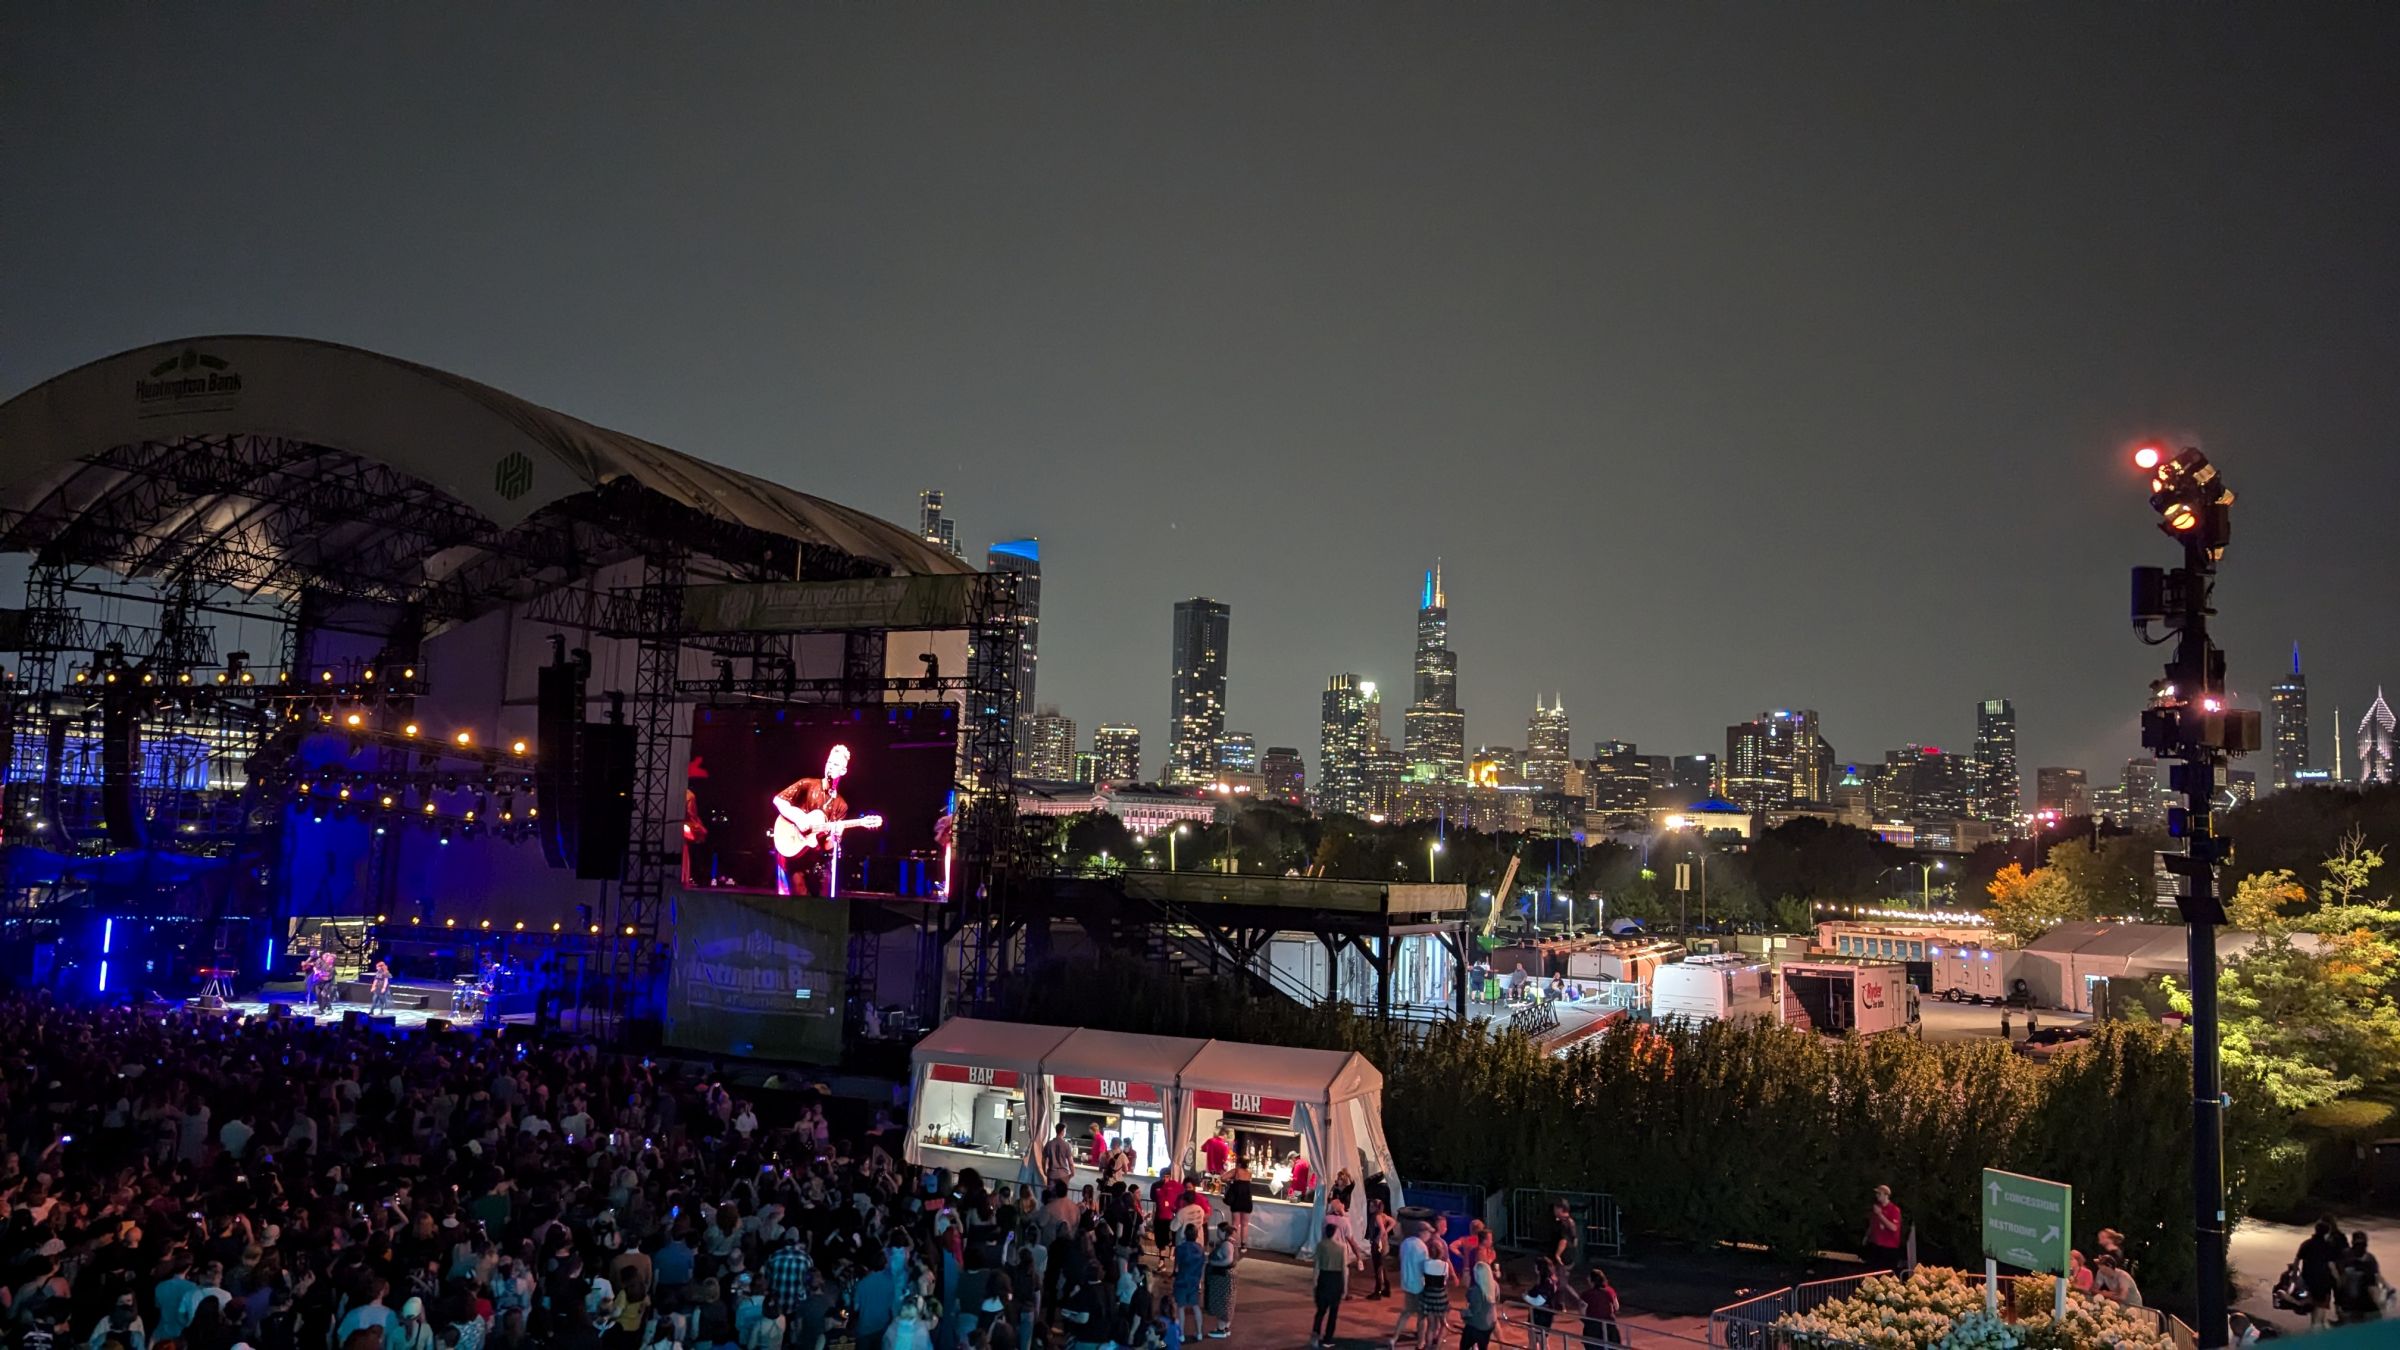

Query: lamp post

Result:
[1169,823,1188,872]
[1918,860,1943,909]
[1428,838,1443,883]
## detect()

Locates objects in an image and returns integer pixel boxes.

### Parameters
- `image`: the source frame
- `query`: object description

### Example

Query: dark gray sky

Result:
[7,5,2398,791]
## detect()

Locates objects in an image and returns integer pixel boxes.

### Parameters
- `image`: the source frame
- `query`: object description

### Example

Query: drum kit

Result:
[451,976,487,1020]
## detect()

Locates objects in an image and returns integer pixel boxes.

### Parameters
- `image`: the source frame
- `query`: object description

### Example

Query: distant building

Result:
[1470,746,1522,789]
[1669,754,1716,797]
[1092,724,1142,784]
[1167,598,1231,784]
[2359,689,2396,785]
[1072,751,1101,785]
[1401,562,1468,785]
[1877,744,1968,821]
[1720,710,1831,811]
[917,489,964,559]
[2269,645,2310,790]
[2034,766,2091,817]
[1366,748,1407,821]
[1260,746,1305,806]
[2220,769,2257,809]
[1024,708,1077,781]
[1016,781,1219,838]
[1525,696,1572,791]
[2103,757,2166,831]
[1587,740,1652,819]
[1217,732,1258,775]
[1319,674,1385,817]
[1972,698,2020,826]
[987,538,1042,762]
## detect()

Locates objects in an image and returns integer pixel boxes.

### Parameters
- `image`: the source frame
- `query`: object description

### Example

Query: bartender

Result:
[1086,1120,1111,1168]
[1202,1125,1233,1175]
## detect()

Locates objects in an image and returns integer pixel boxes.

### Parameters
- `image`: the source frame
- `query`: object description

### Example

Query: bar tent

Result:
[1034,1028,1212,1188]
[904,1018,1075,1181]
[1172,1038,1402,1251]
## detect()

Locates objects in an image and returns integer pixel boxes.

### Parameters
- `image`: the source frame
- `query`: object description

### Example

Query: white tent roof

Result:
[910,1017,1075,1074]
[1178,1040,1384,1106]
[1042,1028,1212,1085]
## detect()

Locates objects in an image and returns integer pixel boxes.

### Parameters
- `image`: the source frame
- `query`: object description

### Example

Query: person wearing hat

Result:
[1863,1185,1905,1271]
[393,1296,436,1350]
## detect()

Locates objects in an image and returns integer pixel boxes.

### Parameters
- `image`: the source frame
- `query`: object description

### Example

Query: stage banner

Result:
[682,575,990,634]
[666,888,848,1063]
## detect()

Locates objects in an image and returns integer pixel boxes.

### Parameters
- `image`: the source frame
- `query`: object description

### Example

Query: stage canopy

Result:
[0,335,968,628]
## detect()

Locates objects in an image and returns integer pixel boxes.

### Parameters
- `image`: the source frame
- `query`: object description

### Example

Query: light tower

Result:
[2127,439,2259,1350]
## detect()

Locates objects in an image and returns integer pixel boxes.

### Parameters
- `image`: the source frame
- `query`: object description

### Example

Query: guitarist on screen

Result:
[769,744,883,895]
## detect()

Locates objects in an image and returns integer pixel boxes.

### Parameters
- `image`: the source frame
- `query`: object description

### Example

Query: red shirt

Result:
[1291,1159,1315,1194]
[1202,1137,1231,1173]
[1869,1201,1904,1249]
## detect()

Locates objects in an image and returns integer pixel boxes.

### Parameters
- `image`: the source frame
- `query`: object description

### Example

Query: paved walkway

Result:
[1200,1248,1718,1347]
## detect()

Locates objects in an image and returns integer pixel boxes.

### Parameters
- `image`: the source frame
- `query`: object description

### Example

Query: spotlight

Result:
[344,712,363,728]
[511,740,528,755]
[454,731,472,746]
[403,723,419,737]
[2133,444,2163,470]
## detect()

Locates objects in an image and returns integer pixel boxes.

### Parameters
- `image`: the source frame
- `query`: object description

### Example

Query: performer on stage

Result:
[313,950,338,1014]
[368,959,392,1014]
[769,744,882,896]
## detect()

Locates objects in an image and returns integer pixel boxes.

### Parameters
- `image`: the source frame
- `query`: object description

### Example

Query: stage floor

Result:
[216,991,532,1031]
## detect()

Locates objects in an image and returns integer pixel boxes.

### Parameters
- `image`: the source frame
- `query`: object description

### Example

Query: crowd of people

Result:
[0,993,1305,1350]
[1304,1197,1616,1350]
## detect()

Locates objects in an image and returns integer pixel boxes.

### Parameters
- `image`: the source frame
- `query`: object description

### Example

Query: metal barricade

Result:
[1506,1189,1625,1259]
[1408,1180,1495,1243]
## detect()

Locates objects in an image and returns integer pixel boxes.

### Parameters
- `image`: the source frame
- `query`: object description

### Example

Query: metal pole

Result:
[2177,539,2229,1349]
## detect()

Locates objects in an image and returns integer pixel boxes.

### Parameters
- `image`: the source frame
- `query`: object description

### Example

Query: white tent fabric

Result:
[1035,1028,1211,1182]
[905,1019,1076,1178]
[1171,1040,1401,1249]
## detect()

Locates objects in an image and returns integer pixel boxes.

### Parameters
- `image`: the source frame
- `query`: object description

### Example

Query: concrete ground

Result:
[1210,1247,1723,1347]
[2227,1210,2400,1337]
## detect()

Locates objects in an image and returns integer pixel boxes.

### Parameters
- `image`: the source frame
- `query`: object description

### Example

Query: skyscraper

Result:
[1217,733,1259,774]
[1875,743,1967,821]
[2360,689,2396,785]
[1586,740,1652,819]
[2118,757,2164,830]
[1402,562,1468,785]
[916,489,963,560]
[1260,746,1305,806]
[2034,766,2090,817]
[2270,645,2310,790]
[1167,598,1231,784]
[1092,724,1142,783]
[1972,698,2020,823]
[987,539,1041,762]
[1720,710,1830,811]
[1524,696,1572,791]
[1319,674,1384,817]
[1024,708,1077,781]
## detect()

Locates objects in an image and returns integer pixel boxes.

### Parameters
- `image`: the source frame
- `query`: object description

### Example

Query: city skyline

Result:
[7,8,2396,798]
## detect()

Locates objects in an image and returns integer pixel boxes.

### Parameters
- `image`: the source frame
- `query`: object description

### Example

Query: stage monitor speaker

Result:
[535,659,586,870]
[341,1010,366,1028]
[100,699,144,848]
[266,1003,289,1020]
[424,1017,450,1035]
[575,721,637,880]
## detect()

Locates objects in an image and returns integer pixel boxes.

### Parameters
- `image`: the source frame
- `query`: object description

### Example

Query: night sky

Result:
[7,6,2398,791]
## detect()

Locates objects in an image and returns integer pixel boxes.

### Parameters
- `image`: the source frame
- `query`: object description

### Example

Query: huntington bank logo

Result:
[134,347,243,419]
[493,450,535,501]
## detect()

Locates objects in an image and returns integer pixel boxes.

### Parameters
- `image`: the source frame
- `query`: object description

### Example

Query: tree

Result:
[2318,826,2388,908]
[1059,811,1136,873]
[2166,935,2400,1110]
[2227,868,2309,931]
[2046,833,2166,920]
[1744,818,1895,903]
[1986,863,2082,942]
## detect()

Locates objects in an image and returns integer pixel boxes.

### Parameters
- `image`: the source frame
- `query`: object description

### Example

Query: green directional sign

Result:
[1981,1168,2072,1275]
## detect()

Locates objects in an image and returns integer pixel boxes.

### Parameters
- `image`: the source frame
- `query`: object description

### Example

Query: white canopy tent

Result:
[904,1018,1405,1254]
[904,1018,1075,1181]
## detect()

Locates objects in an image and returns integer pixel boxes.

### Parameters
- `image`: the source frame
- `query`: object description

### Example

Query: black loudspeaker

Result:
[266,1002,289,1020]
[341,1010,367,1029]
[535,660,585,868]
[575,721,637,880]
[100,699,145,848]
[424,1017,450,1035]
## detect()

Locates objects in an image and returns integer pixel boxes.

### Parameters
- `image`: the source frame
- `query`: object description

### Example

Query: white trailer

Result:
[1649,954,1778,1025]
[1779,958,1920,1037]
[1563,938,1683,990]
[1929,944,2026,1005]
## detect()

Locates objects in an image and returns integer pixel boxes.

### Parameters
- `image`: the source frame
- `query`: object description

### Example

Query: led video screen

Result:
[685,702,957,899]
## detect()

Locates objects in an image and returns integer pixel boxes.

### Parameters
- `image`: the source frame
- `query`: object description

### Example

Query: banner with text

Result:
[666,888,849,1064]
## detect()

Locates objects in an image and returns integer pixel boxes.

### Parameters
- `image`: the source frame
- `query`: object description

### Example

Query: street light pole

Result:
[1429,838,1443,884]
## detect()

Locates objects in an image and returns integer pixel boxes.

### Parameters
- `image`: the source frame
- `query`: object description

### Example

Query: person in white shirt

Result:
[1389,1224,1432,1346]
[218,1113,254,1159]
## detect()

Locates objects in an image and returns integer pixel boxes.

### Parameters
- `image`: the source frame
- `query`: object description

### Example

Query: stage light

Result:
[589,924,601,934]
[240,672,252,683]
[528,807,538,818]
[410,916,420,925]
[177,672,190,684]
[321,671,334,683]
[514,921,525,931]
[454,731,472,746]
[344,712,363,728]
[380,795,393,807]
[74,671,87,683]
[479,919,491,929]
[511,740,528,755]
[363,669,375,681]
[297,783,310,794]
[104,672,116,684]
[403,723,419,737]
[403,667,416,679]
[444,917,456,927]
[337,787,351,800]
[551,922,562,931]
[423,802,436,815]
[2133,444,2163,470]
[623,925,635,936]
[377,914,388,922]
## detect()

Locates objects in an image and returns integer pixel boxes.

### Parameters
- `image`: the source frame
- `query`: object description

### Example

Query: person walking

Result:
[1549,1199,1579,1268]
[1575,1265,1622,1349]
[370,959,394,1014]
[2337,1231,2387,1324]
[1457,1243,1499,1350]
[1312,1223,1351,1350]
[1224,1162,1255,1253]
[1172,1224,1206,1342]
[2299,1218,2347,1328]
[1522,1256,1578,1350]
[1862,1185,1905,1270]
[1201,1221,1237,1339]
[1389,1220,1430,1344]
[1366,1198,1398,1298]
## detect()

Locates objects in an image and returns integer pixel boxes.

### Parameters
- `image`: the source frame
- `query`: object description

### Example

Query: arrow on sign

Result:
[2043,1226,2061,1245]
[1988,1180,2002,1205]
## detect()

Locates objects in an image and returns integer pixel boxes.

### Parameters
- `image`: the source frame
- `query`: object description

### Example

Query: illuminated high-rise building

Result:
[1319,674,1384,817]
[1401,562,1468,785]
[1971,698,2020,824]
[2269,645,2310,790]
[1586,740,1652,819]
[917,489,964,559]
[2360,689,2396,785]
[1260,746,1306,806]
[1092,724,1142,784]
[1524,696,1572,791]
[1024,708,1077,781]
[1876,743,1967,820]
[1167,598,1230,784]
[1720,709,1831,811]
[1217,732,1258,774]
[987,539,1041,762]
[2034,766,2090,817]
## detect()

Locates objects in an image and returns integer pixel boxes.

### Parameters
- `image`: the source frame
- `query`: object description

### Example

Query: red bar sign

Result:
[1051,1075,1158,1103]
[1192,1090,1296,1118]
[930,1064,1022,1089]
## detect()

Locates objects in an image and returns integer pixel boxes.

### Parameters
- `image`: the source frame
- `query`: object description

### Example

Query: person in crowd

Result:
[2092,1254,2143,1308]
[1522,1255,1579,1350]
[1862,1185,1904,1270]
[1201,1220,1237,1340]
[1222,1162,1254,1254]
[1575,1264,1622,1349]
[2299,1217,2348,1327]
[2337,1231,2386,1324]
[1416,1249,1453,1350]
[1457,1241,1499,1350]
[1200,1126,1231,1176]
[1310,1223,1350,1350]
[1388,1219,1430,1343]
[1365,1197,1398,1299]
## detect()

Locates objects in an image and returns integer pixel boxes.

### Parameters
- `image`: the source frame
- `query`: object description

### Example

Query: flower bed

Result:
[1772,1267,2174,1350]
